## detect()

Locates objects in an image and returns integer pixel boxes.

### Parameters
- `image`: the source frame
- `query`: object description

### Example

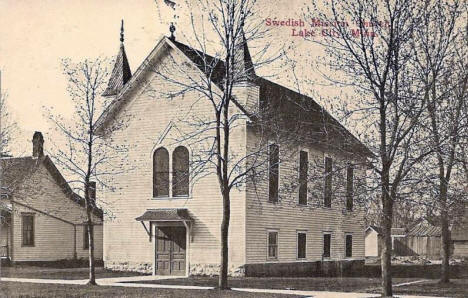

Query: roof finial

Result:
[169,22,176,40]
[120,19,124,44]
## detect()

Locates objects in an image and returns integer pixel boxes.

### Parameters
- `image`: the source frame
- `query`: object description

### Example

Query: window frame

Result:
[323,156,333,208]
[298,150,308,206]
[172,146,190,197]
[296,231,307,260]
[267,230,279,260]
[346,165,354,211]
[323,232,332,258]
[153,147,170,198]
[268,144,280,203]
[21,213,35,247]
[345,233,353,258]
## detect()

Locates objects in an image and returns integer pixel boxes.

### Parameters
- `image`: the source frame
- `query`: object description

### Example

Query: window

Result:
[172,146,189,197]
[345,234,353,258]
[297,232,307,259]
[83,224,94,249]
[346,166,354,211]
[153,147,169,197]
[269,144,279,203]
[298,151,308,205]
[267,231,278,259]
[22,214,34,246]
[324,157,332,207]
[323,233,331,258]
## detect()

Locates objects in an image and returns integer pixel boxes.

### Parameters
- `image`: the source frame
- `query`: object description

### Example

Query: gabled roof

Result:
[0,156,103,219]
[407,222,441,237]
[366,225,407,236]
[95,36,371,157]
[135,208,192,222]
[102,44,132,97]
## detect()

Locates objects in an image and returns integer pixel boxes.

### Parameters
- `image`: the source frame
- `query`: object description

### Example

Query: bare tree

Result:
[145,0,297,289]
[411,0,467,283]
[305,1,430,295]
[47,58,127,285]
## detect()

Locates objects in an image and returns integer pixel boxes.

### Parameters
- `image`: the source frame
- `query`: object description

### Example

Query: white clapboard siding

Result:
[11,158,103,262]
[101,45,247,268]
[245,129,366,264]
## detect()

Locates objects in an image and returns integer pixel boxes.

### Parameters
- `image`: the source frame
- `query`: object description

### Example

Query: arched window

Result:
[172,146,189,196]
[153,147,169,197]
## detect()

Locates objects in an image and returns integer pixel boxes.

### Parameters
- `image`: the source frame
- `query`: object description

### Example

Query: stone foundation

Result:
[189,263,245,277]
[105,260,153,274]
[105,261,245,276]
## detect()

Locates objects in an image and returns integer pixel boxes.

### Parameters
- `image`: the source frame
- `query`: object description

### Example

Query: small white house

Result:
[0,132,103,263]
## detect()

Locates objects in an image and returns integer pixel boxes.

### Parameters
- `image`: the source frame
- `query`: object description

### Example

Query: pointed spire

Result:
[169,22,176,41]
[234,29,256,82]
[120,19,124,44]
[103,19,132,97]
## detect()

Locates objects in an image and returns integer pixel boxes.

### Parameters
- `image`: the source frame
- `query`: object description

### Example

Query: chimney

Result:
[88,181,96,201]
[32,131,44,158]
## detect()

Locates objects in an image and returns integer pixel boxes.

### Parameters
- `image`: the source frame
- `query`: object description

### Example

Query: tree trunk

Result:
[219,191,230,289]
[87,217,96,285]
[440,184,450,283]
[381,169,393,297]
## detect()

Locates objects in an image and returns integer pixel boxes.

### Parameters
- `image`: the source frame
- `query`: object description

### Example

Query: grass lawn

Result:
[0,266,145,280]
[0,282,297,297]
[126,276,419,292]
[390,279,468,298]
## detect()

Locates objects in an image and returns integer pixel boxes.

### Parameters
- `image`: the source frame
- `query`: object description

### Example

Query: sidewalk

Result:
[0,276,445,298]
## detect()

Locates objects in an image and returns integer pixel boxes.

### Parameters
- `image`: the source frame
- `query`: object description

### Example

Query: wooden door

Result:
[155,226,186,275]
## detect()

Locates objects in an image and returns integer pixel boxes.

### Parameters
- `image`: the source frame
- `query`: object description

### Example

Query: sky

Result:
[0,0,332,157]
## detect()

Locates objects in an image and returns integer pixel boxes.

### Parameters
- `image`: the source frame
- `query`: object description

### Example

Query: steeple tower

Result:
[103,20,132,97]
[234,29,256,82]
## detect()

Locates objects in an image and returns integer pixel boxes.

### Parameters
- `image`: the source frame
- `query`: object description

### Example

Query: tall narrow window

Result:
[269,144,279,203]
[297,232,307,259]
[83,224,94,249]
[345,234,353,258]
[22,214,34,246]
[346,166,354,211]
[323,233,331,258]
[153,147,169,197]
[298,151,308,205]
[267,231,278,259]
[173,146,189,197]
[324,157,332,207]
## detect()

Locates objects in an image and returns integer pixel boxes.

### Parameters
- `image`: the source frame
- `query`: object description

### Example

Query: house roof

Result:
[366,225,407,236]
[0,156,103,219]
[95,35,372,157]
[135,208,192,222]
[407,222,441,237]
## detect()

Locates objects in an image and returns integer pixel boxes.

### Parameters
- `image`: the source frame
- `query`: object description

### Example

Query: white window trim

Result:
[345,233,353,258]
[267,143,280,204]
[323,155,333,208]
[266,229,279,261]
[297,149,309,206]
[322,231,332,259]
[151,145,192,199]
[346,163,354,212]
[296,230,307,260]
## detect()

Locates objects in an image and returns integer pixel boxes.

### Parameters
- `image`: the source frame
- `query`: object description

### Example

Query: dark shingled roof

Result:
[96,36,372,157]
[103,44,132,97]
[135,208,192,222]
